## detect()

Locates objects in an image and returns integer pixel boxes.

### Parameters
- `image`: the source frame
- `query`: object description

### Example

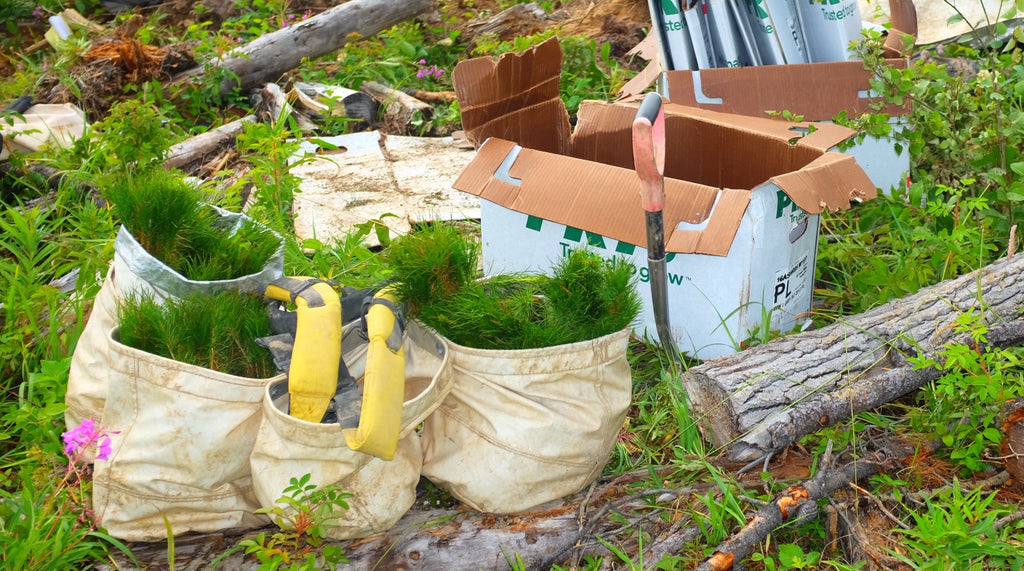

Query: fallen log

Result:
[683,253,1024,463]
[162,115,255,174]
[174,0,433,98]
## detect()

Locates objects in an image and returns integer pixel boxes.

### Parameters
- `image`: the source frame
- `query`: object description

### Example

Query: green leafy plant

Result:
[887,478,1021,569]
[228,118,318,232]
[116,291,277,378]
[284,228,392,289]
[751,543,821,571]
[1,409,134,570]
[239,473,351,570]
[908,308,1024,473]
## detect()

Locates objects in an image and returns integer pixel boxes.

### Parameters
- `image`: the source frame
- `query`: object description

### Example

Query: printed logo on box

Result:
[524,215,702,287]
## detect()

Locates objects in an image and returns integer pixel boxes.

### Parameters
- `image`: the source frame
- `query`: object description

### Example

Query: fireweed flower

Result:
[62,417,113,461]
[416,59,445,79]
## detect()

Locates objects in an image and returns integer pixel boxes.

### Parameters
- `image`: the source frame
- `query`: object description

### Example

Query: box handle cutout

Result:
[789,217,808,243]
[675,188,721,232]
[692,71,724,105]
[493,144,524,186]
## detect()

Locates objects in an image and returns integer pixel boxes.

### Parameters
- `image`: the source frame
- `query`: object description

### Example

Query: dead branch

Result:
[360,81,432,132]
[697,457,883,571]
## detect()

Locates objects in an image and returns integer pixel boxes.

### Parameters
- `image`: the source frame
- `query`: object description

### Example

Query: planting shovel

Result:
[632,92,679,362]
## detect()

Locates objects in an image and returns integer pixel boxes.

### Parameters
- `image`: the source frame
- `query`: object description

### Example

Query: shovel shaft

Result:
[645,210,666,261]
[633,92,677,361]
[646,210,674,354]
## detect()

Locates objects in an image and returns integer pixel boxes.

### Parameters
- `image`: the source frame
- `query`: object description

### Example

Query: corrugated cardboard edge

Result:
[451,40,875,257]
[452,38,570,153]
[660,0,917,120]
[452,137,744,256]
[574,101,857,161]
[663,59,910,121]
[883,0,918,57]
[771,153,878,214]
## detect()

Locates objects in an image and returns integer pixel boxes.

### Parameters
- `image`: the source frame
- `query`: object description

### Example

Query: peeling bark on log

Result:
[683,253,1024,463]
[162,115,255,175]
[175,0,433,98]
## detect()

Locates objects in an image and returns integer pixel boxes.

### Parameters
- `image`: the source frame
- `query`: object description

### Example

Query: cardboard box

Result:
[451,39,877,360]
[658,0,918,193]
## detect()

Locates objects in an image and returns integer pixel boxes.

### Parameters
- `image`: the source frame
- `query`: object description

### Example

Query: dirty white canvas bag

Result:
[420,328,632,513]
[251,320,454,539]
[91,326,284,540]
[66,209,283,430]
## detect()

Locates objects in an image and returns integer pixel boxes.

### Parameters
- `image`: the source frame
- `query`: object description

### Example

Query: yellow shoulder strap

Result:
[265,277,342,423]
[342,286,405,460]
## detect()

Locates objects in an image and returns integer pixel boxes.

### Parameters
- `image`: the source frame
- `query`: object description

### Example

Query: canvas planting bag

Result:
[420,328,632,513]
[251,320,453,539]
[91,327,284,540]
[66,208,283,431]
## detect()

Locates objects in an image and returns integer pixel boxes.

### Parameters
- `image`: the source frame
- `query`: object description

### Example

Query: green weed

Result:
[888,479,1022,569]
[908,308,1024,473]
[239,473,351,570]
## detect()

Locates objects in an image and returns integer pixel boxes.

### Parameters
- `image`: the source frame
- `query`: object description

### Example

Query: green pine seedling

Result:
[104,167,280,281]
[116,291,277,378]
[104,167,203,269]
[389,226,640,350]
[386,223,480,313]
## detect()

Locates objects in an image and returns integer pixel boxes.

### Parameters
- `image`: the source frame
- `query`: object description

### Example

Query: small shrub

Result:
[105,167,280,281]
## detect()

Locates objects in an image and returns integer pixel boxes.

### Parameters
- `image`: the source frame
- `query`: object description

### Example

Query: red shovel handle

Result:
[632,93,666,213]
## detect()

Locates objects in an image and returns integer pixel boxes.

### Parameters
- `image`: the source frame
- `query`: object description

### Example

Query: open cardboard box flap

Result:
[662,0,918,121]
[452,39,877,257]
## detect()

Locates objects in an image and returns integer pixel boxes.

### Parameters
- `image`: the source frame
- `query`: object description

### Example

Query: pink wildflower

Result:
[62,417,114,461]
[416,60,445,80]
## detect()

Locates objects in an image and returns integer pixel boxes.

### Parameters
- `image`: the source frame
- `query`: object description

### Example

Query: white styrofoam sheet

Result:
[291,131,479,247]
